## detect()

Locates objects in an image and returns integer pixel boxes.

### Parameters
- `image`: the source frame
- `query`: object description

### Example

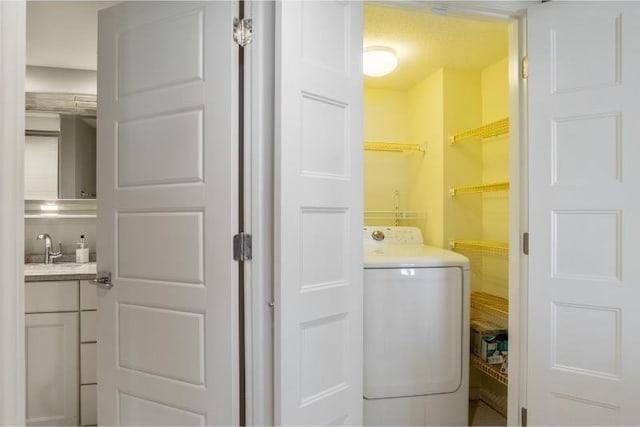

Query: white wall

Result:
[26,65,97,94]
[24,66,97,257]
[25,217,96,256]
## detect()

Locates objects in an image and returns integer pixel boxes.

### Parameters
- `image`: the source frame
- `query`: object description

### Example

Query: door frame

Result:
[432,3,530,425]
[0,1,26,425]
[373,2,530,424]
[243,1,275,425]
[508,10,530,425]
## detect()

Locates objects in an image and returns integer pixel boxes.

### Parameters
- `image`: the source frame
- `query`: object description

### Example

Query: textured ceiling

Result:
[364,4,509,91]
[26,2,508,83]
[27,1,118,71]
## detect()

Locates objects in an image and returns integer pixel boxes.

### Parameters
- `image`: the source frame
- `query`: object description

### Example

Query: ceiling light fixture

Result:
[363,46,398,77]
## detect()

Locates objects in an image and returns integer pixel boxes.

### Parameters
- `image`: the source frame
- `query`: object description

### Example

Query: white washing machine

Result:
[363,226,470,426]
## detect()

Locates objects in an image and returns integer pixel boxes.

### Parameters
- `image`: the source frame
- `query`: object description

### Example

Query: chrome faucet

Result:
[36,234,63,264]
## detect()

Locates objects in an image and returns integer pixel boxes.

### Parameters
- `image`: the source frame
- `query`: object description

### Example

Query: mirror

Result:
[24,93,97,201]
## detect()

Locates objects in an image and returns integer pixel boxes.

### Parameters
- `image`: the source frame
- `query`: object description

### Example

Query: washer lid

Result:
[364,244,470,269]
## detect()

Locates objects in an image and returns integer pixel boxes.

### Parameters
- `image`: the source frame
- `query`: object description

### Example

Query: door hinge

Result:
[521,407,528,427]
[521,56,529,79]
[233,232,252,261]
[523,232,529,255]
[233,18,253,47]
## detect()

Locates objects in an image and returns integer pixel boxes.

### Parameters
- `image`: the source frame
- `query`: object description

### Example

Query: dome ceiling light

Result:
[363,46,398,77]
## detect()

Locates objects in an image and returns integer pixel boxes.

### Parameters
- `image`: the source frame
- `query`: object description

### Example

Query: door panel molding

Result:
[97,2,239,425]
[274,2,363,424]
[528,3,640,425]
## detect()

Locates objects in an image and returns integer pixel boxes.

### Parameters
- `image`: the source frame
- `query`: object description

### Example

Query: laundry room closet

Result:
[363,4,511,424]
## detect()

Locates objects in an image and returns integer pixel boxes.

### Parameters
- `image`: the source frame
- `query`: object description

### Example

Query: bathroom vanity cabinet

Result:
[25,272,97,426]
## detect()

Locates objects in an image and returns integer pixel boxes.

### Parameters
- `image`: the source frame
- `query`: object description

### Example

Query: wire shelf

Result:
[364,211,425,221]
[450,118,509,144]
[364,142,423,153]
[479,388,508,417]
[449,181,509,197]
[450,240,509,257]
[471,354,508,386]
[471,292,508,320]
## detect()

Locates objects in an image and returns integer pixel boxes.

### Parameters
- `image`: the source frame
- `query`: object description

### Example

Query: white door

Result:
[274,1,364,425]
[97,2,239,425]
[528,2,640,425]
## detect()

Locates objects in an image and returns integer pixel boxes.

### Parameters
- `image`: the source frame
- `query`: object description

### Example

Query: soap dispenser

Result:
[76,235,89,264]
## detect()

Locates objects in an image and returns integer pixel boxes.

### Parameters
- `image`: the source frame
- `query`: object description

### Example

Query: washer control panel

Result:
[363,226,424,246]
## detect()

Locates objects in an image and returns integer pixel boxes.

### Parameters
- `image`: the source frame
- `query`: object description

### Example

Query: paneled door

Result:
[97,2,239,425]
[274,1,364,425]
[528,2,640,425]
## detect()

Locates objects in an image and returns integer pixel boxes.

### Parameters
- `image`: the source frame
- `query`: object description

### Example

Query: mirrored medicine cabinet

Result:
[24,92,97,217]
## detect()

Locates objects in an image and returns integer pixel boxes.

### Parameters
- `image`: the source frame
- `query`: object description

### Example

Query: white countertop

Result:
[24,262,97,281]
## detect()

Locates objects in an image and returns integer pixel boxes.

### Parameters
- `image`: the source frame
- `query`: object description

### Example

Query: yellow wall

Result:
[364,87,410,142]
[443,69,484,253]
[363,87,416,222]
[481,58,510,298]
[407,69,444,246]
[482,58,509,124]
[362,69,447,246]
[363,59,509,271]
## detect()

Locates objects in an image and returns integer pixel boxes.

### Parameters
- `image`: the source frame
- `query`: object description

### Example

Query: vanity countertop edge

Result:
[24,262,97,282]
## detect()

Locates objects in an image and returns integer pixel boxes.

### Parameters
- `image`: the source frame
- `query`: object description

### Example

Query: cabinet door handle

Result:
[92,271,113,289]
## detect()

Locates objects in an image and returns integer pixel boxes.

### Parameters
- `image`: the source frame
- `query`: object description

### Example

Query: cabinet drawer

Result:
[80,311,97,342]
[25,281,78,313]
[80,384,97,426]
[80,280,97,310]
[80,343,97,384]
